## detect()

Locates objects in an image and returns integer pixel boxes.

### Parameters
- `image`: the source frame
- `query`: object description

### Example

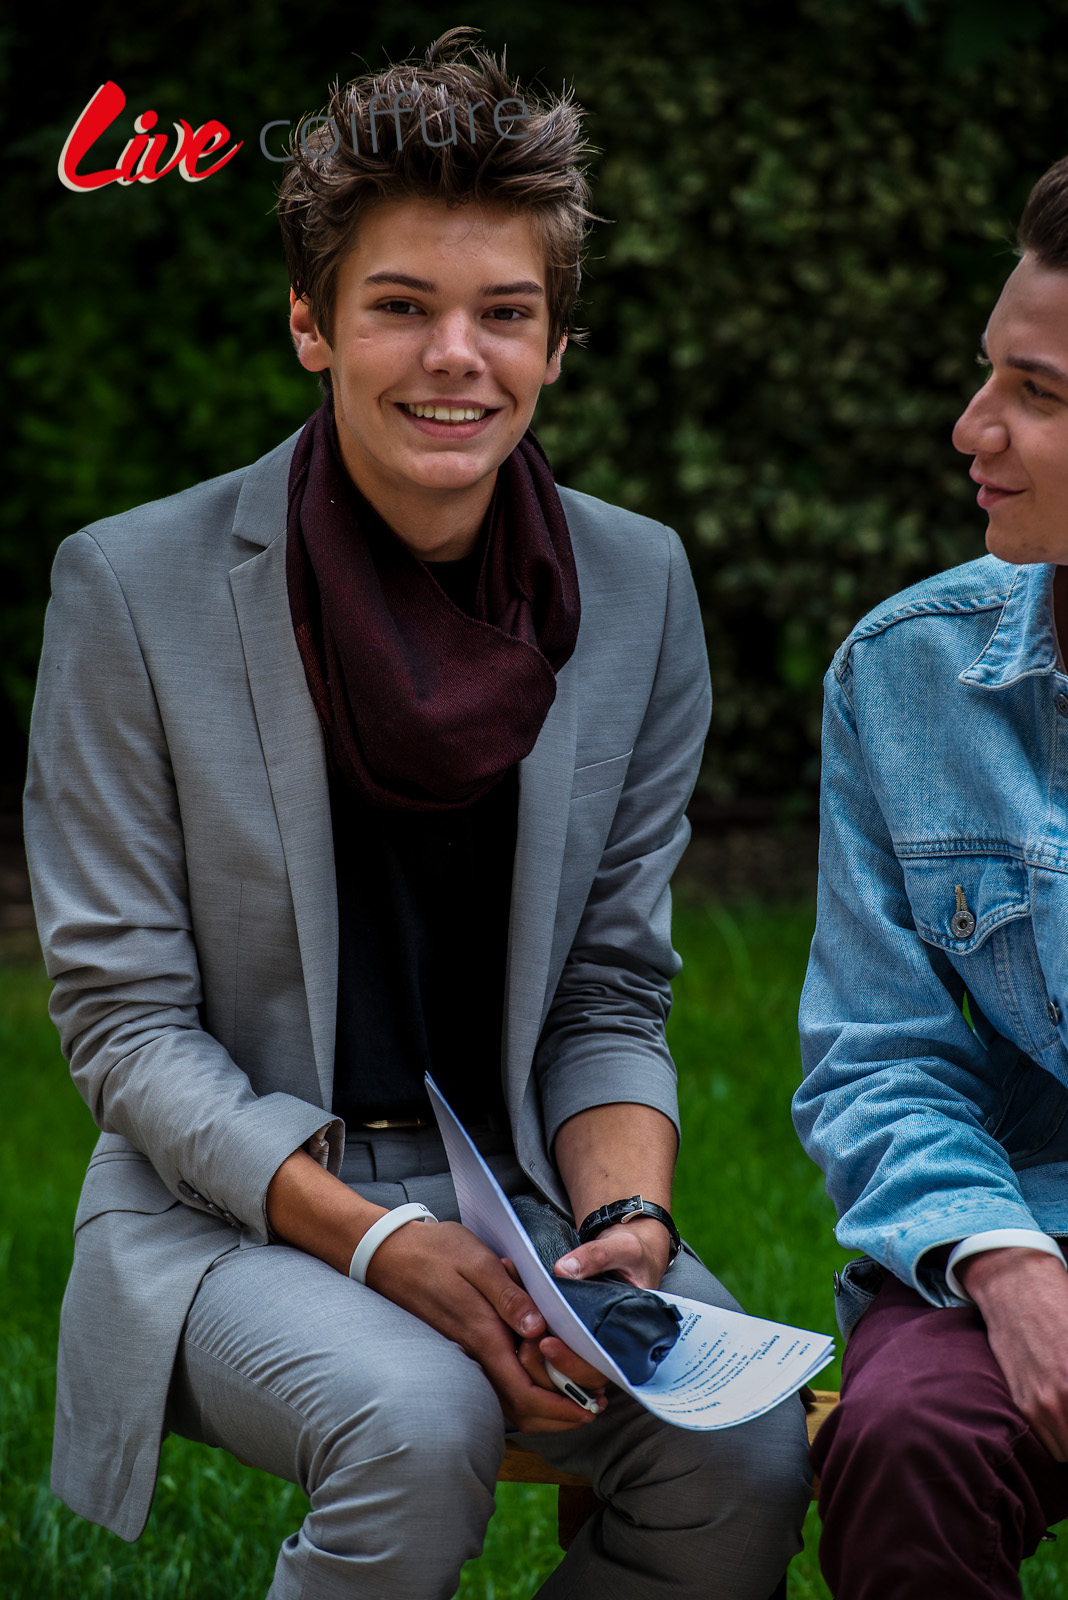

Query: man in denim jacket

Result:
[795,157,1068,1596]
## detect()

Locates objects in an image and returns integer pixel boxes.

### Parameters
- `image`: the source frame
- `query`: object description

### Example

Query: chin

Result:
[984,518,1030,564]
[409,461,496,492]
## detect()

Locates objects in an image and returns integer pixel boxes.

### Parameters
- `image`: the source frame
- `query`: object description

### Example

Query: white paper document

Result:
[426,1077,834,1431]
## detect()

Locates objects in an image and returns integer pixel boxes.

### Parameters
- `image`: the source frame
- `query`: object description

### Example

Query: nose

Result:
[422,310,485,376]
[952,384,1009,457]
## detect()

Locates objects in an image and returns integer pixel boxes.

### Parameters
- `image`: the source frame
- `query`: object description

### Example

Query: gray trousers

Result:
[166,1127,811,1599]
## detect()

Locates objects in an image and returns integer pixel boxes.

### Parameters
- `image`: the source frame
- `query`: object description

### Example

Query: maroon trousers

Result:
[812,1274,1068,1598]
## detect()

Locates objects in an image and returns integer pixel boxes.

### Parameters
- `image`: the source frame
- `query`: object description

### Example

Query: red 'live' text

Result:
[59,82,243,191]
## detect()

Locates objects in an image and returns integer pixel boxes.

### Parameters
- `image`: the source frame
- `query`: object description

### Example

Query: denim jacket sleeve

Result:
[793,652,1048,1306]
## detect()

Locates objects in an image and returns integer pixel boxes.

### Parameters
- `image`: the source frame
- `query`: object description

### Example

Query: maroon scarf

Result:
[286,400,581,811]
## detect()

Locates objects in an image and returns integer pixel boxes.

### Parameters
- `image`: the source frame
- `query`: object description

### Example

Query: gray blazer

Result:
[24,431,711,1542]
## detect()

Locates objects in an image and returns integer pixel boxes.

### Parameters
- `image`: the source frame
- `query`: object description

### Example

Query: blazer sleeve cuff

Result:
[181,1093,344,1244]
[539,1054,680,1155]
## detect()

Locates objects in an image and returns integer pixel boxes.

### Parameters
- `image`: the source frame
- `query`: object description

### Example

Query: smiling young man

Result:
[289,198,563,557]
[24,35,810,1600]
[795,158,1068,1597]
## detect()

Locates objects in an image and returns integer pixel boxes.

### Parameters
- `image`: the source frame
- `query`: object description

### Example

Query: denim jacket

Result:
[794,554,1068,1328]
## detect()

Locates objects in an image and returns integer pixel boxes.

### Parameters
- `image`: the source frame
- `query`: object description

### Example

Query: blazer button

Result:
[1049,999,1063,1026]
[177,1180,198,1200]
[1057,693,1068,717]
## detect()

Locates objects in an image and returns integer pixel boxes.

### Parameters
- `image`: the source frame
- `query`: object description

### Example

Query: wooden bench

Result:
[499,1387,840,1549]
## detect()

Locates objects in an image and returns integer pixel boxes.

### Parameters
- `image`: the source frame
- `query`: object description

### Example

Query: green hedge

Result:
[6,0,1068,803]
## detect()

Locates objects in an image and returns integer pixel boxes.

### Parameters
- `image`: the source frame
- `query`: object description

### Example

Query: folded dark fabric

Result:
[511,1195,683,1385]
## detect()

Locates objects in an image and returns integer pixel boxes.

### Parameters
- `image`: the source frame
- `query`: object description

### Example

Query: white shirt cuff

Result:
[946,1230,1066,1301]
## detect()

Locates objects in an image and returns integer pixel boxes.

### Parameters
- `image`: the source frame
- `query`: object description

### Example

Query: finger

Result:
[468,1255,545,1341]
[555,1220,671,1290]
[494,1338,602,1429]
[516,1337,560,1392]
[513,1342,605,1420]
[539,1334,609,1390]
[517,1338,607,1403]
[554,1232,643,1282]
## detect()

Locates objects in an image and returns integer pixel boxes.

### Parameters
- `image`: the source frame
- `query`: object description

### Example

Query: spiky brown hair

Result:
[278,29,594,356]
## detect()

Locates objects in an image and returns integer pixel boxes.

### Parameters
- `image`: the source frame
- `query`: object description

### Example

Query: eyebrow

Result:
[363,271,544,298]
[979,332,1068,388]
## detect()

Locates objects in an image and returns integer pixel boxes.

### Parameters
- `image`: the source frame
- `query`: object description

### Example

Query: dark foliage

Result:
[5,0,1068,805]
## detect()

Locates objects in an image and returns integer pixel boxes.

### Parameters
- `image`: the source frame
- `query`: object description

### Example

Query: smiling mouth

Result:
[402,403,489,423]
[975,480,1025,507]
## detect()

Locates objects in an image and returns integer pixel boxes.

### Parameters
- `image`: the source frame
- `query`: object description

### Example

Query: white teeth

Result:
[405,403,486,422]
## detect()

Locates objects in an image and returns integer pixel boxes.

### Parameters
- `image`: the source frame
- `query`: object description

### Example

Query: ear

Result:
[290,288,332,372]
[543,334,567,387]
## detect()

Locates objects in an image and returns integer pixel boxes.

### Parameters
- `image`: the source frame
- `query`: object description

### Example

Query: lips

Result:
[973,477,1025,510]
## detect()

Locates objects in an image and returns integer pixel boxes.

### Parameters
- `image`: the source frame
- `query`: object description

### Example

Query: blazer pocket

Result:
[74,1146,179,1234]
[570,750,633,801]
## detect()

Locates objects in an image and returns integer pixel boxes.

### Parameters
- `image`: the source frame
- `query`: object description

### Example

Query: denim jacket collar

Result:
[959,563,1059,690]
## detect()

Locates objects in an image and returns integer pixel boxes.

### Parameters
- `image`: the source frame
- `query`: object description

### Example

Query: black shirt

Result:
[329,547,517,1128]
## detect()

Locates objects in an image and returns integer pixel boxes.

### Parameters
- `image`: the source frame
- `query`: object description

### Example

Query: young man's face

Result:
[953,253,1068,565]
[290,197,563,559]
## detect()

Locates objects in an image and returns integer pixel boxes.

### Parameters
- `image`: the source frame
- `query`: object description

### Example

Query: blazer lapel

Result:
[228,439,338,1112]
[503,664,578,1131]
[223,430,579,1131]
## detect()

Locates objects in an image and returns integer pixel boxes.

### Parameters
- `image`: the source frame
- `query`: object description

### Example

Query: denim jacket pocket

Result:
[898,853,1060,1059]
[901,853,1030,953]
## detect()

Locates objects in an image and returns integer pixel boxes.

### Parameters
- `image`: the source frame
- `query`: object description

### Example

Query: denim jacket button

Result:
[833,1269,842,1296]
[1049,999,1062,1026]
[950,910,976,938]
[1056,693,1068,717]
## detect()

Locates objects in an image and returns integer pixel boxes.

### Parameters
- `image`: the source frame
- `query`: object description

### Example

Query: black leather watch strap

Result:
[577,1196,681,1265]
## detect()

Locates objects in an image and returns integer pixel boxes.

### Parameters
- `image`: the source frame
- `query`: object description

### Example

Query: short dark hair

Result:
[278,30,594,357]
[1018,155,1068,269]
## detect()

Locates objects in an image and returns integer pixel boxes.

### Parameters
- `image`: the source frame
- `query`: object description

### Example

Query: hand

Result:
[265,1151,602,1432]
[959,1246,1068,1460]
[553,1216,673,1291]
[366,1220,604,1432]
[494,1256,608,1408]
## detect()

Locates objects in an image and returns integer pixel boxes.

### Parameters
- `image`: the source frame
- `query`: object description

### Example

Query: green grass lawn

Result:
[3,901,1068,1597]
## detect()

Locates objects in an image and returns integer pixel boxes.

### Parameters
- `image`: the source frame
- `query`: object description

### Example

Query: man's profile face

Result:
[953,253,1068,566]
[290,197,563,558]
